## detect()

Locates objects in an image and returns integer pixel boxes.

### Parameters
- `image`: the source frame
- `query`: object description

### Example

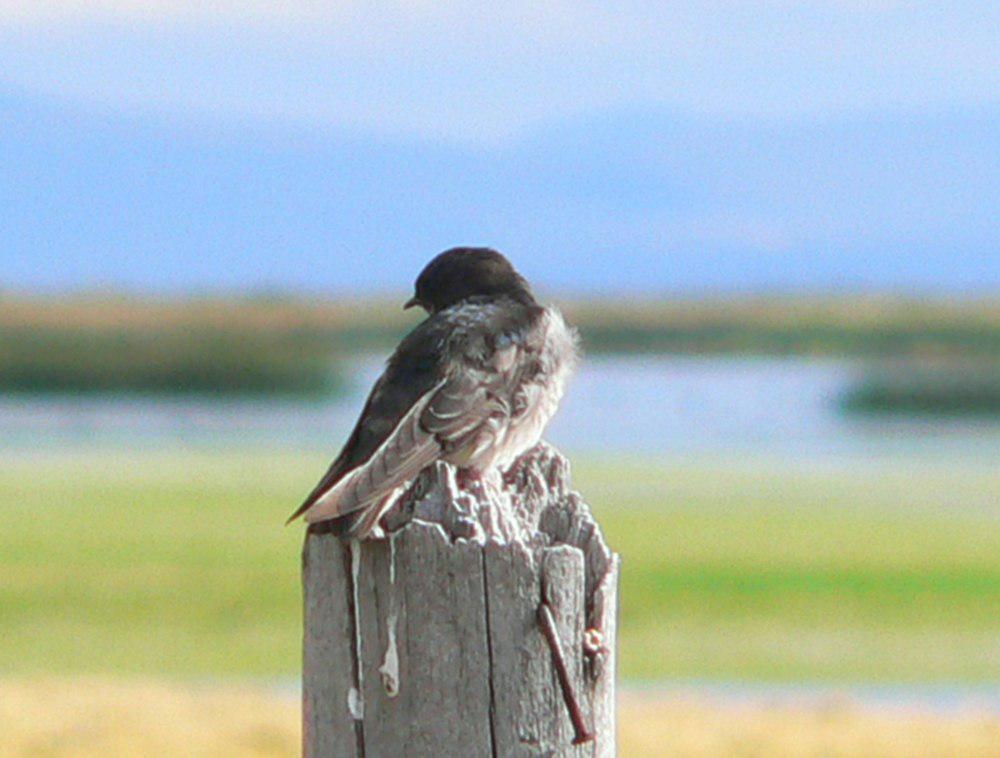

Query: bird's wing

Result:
[297,375,448,524]
[288,305,518,529]
[298,365,510,526]
[286,319,446,525]
[286,380,391,522]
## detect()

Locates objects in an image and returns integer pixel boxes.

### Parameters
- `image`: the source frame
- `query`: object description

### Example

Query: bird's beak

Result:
[403,296,421,310]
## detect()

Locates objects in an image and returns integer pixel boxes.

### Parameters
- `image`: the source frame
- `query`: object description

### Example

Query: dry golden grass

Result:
[0,294,405,332]
[1,680,996,757]
[617,691,1000,757]
[3,292,996,333]
[0,679,298,758]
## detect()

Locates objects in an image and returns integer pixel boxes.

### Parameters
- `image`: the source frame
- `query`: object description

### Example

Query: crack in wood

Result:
[480,550,499,758]
[345,541,366,757]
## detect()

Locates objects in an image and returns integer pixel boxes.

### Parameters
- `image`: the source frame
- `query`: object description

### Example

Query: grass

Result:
[2,680,997,757]
[842,361,1000,416]
[3,293,997,364]
[0,327,342,396]
[0,679,299,757]
[575,457,1000,681]
[0,449,997,681]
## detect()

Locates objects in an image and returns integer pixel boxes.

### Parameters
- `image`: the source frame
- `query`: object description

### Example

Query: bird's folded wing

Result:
[300,369,508,524]
[300,378,445,523]
[421,366,508,442]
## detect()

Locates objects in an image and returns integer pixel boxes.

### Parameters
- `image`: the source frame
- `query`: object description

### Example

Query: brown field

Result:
[2,680,996,757]
[3,292,996,332]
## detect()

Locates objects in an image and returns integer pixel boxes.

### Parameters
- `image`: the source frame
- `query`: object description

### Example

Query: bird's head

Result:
[405,247,533,314]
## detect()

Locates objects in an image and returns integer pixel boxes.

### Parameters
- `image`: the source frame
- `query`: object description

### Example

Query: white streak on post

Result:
[388,531,396,585]
[378,619,400,697]
[378,533,400,697]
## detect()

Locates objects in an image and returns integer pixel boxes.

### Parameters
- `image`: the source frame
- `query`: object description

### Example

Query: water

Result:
[265,677,1000,714]
[624,680,1000,714]
[1,356,997,460]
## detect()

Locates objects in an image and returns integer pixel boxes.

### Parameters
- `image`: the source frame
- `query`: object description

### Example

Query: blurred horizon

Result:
[4,88,996,296]
[2,2,997,296]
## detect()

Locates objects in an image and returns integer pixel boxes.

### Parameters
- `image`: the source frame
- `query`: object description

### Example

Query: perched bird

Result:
[288,247,579,538]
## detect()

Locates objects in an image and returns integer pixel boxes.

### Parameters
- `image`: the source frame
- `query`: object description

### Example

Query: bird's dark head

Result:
[405,247,533,314]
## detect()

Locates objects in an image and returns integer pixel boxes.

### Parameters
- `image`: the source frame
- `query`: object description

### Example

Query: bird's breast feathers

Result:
[489,305,578,468]
[447,304,578,472]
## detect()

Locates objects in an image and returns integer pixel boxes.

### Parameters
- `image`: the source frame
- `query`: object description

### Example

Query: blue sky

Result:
[1,2,997,295]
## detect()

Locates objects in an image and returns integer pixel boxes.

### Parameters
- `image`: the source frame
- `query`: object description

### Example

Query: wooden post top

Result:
[304,443,620,757]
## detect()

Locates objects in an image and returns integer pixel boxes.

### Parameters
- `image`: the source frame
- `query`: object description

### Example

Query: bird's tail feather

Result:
[298,382,445,532]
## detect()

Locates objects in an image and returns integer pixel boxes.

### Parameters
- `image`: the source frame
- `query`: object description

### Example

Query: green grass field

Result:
[0,449,997,682]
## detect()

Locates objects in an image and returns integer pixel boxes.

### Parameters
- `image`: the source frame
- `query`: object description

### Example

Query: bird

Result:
[288,247,579,538]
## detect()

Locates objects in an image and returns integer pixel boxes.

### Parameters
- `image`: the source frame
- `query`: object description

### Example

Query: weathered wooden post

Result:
[303,443,620,757]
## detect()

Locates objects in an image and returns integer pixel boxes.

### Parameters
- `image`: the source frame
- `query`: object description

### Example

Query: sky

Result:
[1,2,997,295]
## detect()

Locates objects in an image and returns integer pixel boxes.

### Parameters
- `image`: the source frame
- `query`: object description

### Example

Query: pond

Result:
[1,356,997,460]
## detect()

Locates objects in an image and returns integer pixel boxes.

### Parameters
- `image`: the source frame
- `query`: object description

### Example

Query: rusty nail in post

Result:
[537,601,595,745]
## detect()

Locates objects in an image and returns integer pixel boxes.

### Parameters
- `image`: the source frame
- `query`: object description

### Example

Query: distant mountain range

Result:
[2,90,996,294]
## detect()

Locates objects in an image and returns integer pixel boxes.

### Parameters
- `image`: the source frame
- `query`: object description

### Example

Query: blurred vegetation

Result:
[567,295,1000,357]
[842,361,1000,416]
[0,295,347,395]
[0,449,996,682]
[0,327,342,397]
[1,293,996,397]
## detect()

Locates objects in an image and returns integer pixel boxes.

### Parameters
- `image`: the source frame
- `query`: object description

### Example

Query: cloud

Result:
[1,2,997,144]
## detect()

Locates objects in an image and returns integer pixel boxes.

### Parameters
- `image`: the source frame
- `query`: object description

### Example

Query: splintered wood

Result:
[303,443,620,757]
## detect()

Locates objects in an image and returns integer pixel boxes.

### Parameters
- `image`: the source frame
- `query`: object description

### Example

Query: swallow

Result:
[288,247,579,538]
